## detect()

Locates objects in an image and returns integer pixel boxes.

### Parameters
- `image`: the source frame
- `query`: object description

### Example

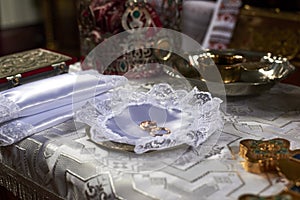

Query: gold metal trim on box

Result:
[0,48,71,79]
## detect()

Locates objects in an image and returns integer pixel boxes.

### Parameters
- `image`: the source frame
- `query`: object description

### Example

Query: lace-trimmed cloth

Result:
[0,94,20,123]
[76,83,223,154]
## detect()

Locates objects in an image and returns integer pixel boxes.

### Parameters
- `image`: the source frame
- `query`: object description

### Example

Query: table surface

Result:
[0,83,300,200]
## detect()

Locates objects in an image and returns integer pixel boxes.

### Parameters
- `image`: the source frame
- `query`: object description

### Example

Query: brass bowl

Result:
[217,64,241,83]
[198,49,295,84]
[173,51,244,82]
[208,50,245,83]
[174,49,295,96]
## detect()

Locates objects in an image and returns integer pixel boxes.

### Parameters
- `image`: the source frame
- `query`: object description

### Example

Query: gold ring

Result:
[149,127,171,137]
[139,120,157,131]
[139,120,172,137]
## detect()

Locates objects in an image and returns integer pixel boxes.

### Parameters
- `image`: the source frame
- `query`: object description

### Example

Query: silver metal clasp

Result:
[52,62,68,74]
[6,74,22,87]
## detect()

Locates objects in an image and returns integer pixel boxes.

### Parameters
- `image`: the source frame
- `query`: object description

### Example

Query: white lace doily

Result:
[76,83,223,154]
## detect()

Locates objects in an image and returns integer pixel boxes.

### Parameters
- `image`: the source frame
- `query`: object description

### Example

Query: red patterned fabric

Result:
[78,0,182,56]
[203,0,242,49]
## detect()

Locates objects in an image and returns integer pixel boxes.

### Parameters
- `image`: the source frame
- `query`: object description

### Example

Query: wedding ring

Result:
[149,127,171,137]
[139,120,171,137]
[139,120,157,131]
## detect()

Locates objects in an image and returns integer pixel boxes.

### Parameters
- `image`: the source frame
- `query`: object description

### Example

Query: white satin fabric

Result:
[0,70,127,124]
[0,93,110,146]
[0,70,127,146]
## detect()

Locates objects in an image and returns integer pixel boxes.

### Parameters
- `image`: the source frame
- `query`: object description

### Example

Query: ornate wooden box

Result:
[0,48,72,90]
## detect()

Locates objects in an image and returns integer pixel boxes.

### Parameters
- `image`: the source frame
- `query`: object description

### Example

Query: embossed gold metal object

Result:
[239,138,300,199]
[239,138,291,173]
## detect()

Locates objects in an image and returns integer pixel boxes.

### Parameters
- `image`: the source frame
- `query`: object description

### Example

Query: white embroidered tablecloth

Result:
[0,83,299,200]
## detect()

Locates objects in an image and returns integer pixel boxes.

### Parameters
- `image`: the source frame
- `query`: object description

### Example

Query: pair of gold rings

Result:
[139,120,171,137]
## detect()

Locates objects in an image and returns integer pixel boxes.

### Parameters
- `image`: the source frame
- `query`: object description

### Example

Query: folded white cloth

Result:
[0,70,127,124]
[0,92,111,146]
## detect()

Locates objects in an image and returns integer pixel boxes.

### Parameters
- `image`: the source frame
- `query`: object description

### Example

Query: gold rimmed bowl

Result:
[175,49,295,96]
